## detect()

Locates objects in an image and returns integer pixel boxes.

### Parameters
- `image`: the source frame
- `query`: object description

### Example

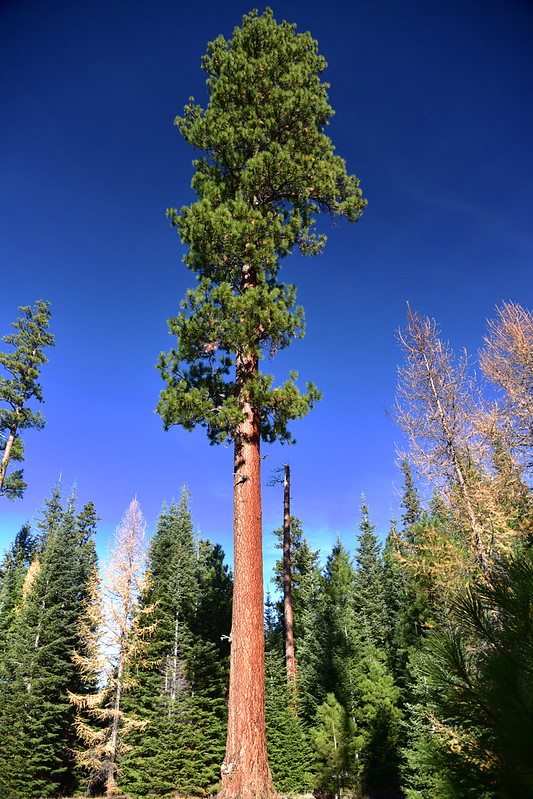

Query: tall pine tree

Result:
[156,10,365,797]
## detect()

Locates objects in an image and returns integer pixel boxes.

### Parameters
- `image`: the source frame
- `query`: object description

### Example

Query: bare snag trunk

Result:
[283,464,297,684]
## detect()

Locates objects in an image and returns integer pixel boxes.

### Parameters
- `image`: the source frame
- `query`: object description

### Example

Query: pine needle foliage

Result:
[157,7,366,446]
[404,547,533,799]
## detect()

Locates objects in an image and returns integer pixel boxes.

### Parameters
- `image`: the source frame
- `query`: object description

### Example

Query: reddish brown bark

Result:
[283,464,297,684]
[219,348,276,799]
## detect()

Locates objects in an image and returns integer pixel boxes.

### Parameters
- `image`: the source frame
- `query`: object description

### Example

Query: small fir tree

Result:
[265,648,312,794]
[0,523,37,687]
[353,497,390,650]
[311,693,360,799]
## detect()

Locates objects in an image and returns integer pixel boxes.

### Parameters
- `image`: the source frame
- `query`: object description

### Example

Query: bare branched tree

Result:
[394,306,491,574]
[480,301,533,469]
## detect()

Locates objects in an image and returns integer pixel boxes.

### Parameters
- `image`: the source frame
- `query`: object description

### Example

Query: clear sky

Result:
[1,0,532,574]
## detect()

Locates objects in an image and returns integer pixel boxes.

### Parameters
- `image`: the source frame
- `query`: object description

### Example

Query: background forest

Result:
[1,299,533,799]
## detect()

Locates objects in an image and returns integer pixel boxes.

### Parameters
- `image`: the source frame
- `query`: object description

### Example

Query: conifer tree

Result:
[350,646,403,799]
[399,460,422,531]
[271,516,320,644]
[351,501,403,797]
[480,301,533,471]
[311,693,360,799]
[0,523,37,687]
[265,648,312,794]
[156,10,365,797]
[321,540,358,711]
[0,487,98,798]
[395,307,493,574]
[353,497,390,650]
[119,492,233,797]
[0,300,54,498]
[295,545,329,726]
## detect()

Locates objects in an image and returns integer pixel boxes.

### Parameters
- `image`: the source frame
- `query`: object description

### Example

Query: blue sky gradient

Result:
[1,0,532,574]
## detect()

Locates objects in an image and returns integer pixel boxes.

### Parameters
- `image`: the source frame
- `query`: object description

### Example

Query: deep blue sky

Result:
[1,0,532,573]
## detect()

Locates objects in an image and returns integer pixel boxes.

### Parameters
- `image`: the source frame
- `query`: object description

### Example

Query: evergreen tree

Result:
[321,539,358,711]
[351,501,403,798]
[271,516,320,643]
[0,523,37,687]
[295,546,329,726]
[156,10,365,797]
[120,491,232,797]
[353,498,390,650]
[0,487,98,798]
[399,460,422,531]
[265,648,312,794]
[311,693,360,799]
[350,645,403,799]
[0,300,54,499]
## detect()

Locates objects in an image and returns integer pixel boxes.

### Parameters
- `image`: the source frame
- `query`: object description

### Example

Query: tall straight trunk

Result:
[219,348,276,799]
[283,464,297,683]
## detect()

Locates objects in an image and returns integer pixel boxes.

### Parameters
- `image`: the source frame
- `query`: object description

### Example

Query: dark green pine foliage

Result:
[0,300,54,499]
[400,460,423,532]
[264,590,283,654]
[157,8,366,446]
[0,487,98,798]
[387,464,436,687]
[404,547,533,799]
[120,490,232,797]
[267,518,325,725]
[265,647,312,793]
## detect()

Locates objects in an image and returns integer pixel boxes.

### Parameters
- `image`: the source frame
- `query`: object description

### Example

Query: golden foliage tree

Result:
[69,498,153,797]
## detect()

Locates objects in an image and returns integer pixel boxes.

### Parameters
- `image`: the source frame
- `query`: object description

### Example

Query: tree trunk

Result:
[219,350,276,799]
[283,464,297,684]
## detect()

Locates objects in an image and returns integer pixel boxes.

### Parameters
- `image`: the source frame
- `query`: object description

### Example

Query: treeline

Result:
[1,481,532,799]
[1,301,533,799]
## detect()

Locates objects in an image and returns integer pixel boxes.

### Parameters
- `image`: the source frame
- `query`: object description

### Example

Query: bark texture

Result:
[219,368,276,799]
